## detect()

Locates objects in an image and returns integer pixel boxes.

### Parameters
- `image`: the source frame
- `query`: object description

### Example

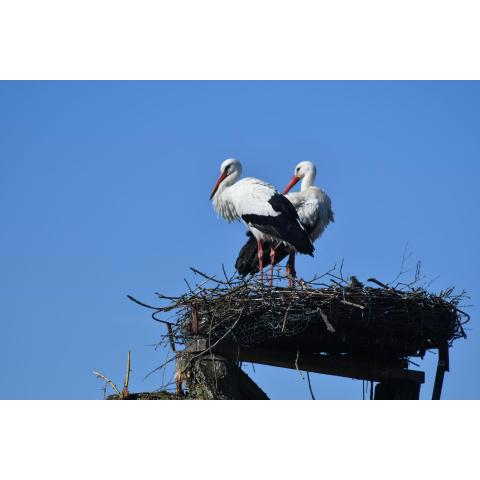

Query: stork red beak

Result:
[209,172,228,200]
[283,176,301,194]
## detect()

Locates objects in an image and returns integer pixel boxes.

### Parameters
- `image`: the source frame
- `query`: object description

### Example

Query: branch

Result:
[93,371,121,396]
[122,351,131,398]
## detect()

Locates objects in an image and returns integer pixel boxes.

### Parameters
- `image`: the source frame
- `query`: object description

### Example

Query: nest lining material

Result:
[168,272,468,359]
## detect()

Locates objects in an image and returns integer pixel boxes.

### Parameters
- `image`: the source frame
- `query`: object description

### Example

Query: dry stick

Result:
[339,258,345,281]
[327,271,348,285]
[190,267,230,285]
[329,279,345,288]
[306,371,316,400]
[127,294,163,309]
[294,349,305,380]
[175,363,183,397]
[143,355,177,381]
[281,306,291,332]
[167,324,176,352]
[456,308,470,324]
[127,295,178,322]
[340,299,365,310]
[92,371,121,396]
[307,266,337,284]
[318,308,336,333]
[389,243,413,285]
[160,346,170,390]
[367,278,391,289]
[184,278,194,294]
[151,311,176,326]
[222,264,232,286]
[190,278,212,293]
[122,351,131,398]
[155,293,182,300]
[127,294,184,316]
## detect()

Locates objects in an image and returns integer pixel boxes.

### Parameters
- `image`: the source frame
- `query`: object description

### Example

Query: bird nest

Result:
[129,267,469,361]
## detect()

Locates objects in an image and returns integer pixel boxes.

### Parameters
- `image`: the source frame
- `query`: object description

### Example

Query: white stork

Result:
[209,158,314,285]
[235,161,334,285]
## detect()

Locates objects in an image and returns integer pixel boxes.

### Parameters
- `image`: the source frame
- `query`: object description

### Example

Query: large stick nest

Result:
[131,267,469,362]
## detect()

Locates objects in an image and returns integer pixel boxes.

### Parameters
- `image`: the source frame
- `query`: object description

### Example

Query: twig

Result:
[294,349,305,380]
[222,264,233,286]
[127,294,163,310]
[281,306,291,332]
[143,355,177,381]
[151,310,176,326]
[93,371,121,396]
[122,351,131,398]
[190,267,230,285]
[367,278,390,289]
[329,279,345,288]
[167,324,176,352]
[184,278,194,294]
[339,258,345,281]
[340,299,365,310]
[318,308,336,333]
[306,371,316,400]
[389,242,413,285]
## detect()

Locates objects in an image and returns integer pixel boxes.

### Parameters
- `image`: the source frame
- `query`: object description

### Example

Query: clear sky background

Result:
[0,81,478,400]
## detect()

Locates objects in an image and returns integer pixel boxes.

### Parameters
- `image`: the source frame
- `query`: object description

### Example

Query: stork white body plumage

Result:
[283,162,334,281]
[212,177,282,241]
[287,188,333,241]
[235,161,333,284]
[285,164,334,244]
[210,159,314,284]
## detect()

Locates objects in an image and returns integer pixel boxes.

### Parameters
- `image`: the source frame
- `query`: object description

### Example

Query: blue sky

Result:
[0,81,478,399]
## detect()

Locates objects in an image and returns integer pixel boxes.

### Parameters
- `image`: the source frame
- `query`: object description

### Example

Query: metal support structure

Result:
[374,379,421,400]
[184,339,425,387]
[432,342,450,400]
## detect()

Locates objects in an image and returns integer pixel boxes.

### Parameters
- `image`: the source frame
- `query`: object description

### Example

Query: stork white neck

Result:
[294,161,317,191]
[300,168,316,191]
[216,167,242,195]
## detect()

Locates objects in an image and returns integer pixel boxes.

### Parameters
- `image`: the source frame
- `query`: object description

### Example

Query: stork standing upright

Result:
[209,158,314,285]
[235,161,334,285]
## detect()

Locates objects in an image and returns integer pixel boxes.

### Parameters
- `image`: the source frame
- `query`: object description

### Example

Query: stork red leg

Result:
[286,248,296,287]
[257,239,264,285]
[269,245,276,287]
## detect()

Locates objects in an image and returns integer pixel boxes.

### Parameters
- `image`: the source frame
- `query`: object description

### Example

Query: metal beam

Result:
[432,342,449,400]
[211,342,425,384]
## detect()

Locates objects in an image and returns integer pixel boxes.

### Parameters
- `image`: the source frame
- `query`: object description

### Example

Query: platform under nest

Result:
[130,267,469,363]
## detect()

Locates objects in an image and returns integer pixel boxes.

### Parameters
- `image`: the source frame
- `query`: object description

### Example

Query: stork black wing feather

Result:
[241,193,314,256]
[235,218,317,276]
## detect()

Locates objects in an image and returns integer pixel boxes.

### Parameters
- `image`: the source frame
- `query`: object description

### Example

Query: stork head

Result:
[209,158,242,200]
[283,161,317,193]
